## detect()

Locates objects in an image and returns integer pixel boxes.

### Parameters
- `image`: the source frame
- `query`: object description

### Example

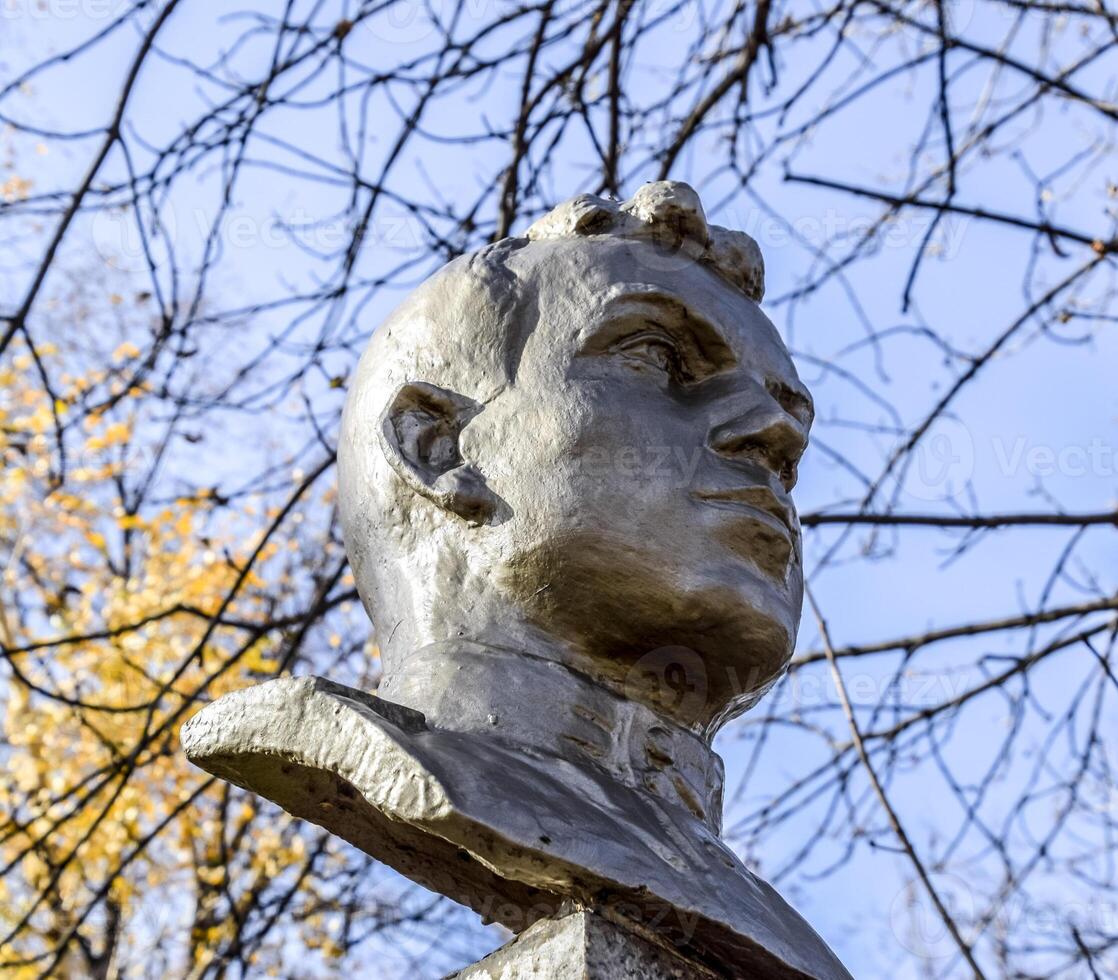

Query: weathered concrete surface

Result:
[447,910,720,979]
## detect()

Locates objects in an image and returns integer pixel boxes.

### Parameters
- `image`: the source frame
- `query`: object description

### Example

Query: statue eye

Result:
[614,332,685,379]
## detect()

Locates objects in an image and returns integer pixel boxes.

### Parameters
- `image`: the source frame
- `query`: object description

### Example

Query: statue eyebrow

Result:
[588,287,737,371]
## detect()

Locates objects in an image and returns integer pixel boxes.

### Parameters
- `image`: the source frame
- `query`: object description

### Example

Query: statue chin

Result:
[489,529,800,731]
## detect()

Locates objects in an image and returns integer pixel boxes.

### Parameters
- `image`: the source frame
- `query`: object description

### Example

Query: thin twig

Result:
[806,584,988,979]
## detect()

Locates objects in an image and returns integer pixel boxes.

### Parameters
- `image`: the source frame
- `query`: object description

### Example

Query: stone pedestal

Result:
[448,911,719,980]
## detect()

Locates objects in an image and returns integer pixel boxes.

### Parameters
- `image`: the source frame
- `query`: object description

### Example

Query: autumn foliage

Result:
[0,338,391,975]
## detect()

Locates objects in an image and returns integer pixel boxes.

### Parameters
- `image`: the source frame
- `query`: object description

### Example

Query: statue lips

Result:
[692,484,798,581]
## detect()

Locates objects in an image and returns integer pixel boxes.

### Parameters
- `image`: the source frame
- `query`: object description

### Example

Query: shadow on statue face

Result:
[440,238,813,731]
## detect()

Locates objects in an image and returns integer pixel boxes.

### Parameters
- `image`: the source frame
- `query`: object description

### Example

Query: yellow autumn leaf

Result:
[111,341,141,362]
[101,421,131,445]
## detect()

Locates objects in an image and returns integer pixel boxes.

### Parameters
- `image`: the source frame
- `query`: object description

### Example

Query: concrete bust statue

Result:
[184,182,850,980]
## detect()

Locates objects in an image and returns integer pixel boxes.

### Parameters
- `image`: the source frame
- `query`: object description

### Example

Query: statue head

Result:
[338,181,812,736]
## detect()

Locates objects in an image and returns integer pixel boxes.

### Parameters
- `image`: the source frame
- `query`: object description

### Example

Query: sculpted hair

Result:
[525,180,765,303]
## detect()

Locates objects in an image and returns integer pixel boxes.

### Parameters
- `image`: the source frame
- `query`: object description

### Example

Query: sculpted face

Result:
[340,186,813,733]
[466,239,811,727]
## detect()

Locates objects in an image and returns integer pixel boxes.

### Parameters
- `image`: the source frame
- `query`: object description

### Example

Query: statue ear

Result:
[378,381,500,526]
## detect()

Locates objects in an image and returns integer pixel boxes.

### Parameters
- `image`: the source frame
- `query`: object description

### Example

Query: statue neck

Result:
[378,640,725,834]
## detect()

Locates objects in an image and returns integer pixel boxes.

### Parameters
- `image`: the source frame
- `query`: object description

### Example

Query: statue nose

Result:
[708,401,807,489]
